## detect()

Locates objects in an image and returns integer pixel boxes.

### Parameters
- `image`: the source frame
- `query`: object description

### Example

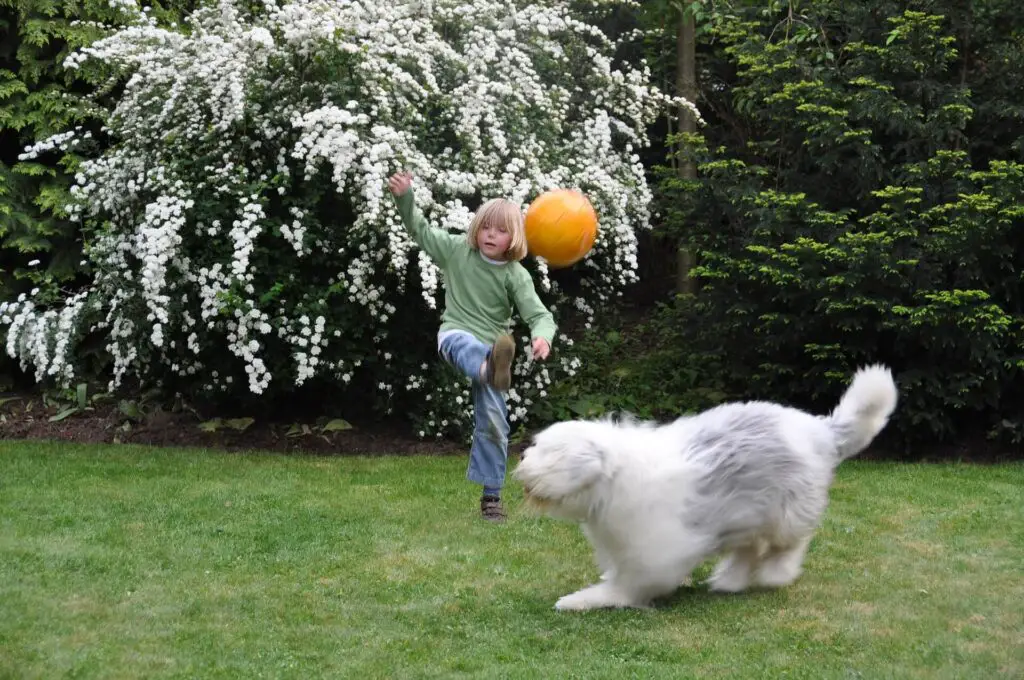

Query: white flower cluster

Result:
[0,0,698,437]
[286,313,326,386]
[136,195,190,342]
[280,207,308,255]
[18,129,88,161]
[2,291,91,385]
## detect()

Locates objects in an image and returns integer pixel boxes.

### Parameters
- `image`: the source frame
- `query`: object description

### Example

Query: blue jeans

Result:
[438,332,510,490]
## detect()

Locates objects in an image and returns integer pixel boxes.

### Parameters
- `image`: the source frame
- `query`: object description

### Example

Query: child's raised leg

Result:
[438,331,515,392]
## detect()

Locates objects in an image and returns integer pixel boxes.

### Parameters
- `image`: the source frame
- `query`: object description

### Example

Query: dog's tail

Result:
[826,364,898,461]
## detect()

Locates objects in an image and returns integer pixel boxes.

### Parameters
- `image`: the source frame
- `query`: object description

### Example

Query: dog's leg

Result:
[582,523,616,581]
[556,549,706,611]
[707,545,761,593]
[554,575,684,611]
[755,536,812,588]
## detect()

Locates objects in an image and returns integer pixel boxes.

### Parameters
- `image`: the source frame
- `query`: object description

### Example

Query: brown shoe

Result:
[484,334,515,391]
[480,495,506,522]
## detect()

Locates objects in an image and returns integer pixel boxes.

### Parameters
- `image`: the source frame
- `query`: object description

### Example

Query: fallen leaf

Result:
[225,417,254,432]
[198,418,222,433]
[322,418,353,433]
[49,407,79,423]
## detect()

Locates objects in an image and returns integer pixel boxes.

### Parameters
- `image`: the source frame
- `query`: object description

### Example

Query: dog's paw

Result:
[554,584,614,611]
[554,584,649,611]
[755,563,802,588]
[707,569,752,593]
[554,591,595,611]
[708,550,757,593]
[707,578,749,593]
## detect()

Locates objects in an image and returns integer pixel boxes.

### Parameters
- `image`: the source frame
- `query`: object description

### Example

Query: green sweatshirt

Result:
[393,188,557,346]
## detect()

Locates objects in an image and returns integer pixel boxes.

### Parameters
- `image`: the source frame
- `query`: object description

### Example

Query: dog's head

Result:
[513,419,612,520]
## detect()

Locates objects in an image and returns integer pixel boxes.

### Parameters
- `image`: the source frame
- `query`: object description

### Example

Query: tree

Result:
[674,1,699,294]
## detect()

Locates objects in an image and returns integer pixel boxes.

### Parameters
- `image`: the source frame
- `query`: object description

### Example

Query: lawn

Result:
[1,441,1021,679]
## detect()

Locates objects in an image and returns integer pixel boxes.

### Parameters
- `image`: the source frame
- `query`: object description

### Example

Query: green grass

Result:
[1,442,1021,679]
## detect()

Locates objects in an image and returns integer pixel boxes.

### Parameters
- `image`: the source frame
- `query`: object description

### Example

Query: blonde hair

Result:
[466,198,528,261]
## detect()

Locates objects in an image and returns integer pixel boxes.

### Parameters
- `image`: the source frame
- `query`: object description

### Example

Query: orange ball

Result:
[524,189,598,269]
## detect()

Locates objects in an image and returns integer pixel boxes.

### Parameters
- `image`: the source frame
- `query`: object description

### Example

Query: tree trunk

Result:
[675,6,698,295]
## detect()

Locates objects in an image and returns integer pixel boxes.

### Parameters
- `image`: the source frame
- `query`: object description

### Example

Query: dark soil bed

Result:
[1,391,1016,463]
[0,393,489,456]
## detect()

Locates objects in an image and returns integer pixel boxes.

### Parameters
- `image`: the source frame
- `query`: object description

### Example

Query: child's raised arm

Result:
[388,172,461,267]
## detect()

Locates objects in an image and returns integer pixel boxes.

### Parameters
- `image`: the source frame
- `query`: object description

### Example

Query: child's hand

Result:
[532,337,550,360]
[388,172,413,196]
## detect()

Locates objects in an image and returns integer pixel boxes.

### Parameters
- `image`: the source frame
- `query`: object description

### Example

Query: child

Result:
[387,171,556,522]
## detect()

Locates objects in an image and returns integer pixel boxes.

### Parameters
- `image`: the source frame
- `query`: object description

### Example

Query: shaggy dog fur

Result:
[513,365,898,611]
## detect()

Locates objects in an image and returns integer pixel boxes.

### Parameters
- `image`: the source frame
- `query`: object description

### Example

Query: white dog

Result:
[513,365,898,611]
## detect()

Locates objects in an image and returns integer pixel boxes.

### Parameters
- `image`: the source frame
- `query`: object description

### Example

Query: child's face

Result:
[477,222,512,260]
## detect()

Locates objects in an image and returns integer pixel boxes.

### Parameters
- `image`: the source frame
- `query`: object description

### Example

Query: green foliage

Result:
[3,0,104,295]
[531,309,729,430]
[649,2,1024,453]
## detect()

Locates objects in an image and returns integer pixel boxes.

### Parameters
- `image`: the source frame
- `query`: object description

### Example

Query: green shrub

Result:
[527,305,730,430]
[648,7,1024,453]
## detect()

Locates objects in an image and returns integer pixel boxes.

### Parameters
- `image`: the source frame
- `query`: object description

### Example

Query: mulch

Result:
[1,391,1017,463]
[0,393,495,456]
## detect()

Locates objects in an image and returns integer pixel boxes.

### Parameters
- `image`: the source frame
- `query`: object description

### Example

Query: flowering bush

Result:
[0,0,698,438]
